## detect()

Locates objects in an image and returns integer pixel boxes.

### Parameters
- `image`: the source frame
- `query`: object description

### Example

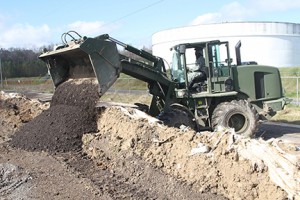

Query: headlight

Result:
[176,89,187,98]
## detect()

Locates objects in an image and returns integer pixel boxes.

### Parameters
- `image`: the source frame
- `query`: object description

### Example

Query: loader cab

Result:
[170,40,234,96]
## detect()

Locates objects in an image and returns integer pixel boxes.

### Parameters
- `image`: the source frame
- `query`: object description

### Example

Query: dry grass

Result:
[101,92,152,105]
[271,105,300,125]
[3,76,300,125]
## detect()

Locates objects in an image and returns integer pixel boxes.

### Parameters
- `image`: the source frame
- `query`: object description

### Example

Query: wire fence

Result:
[0,76,299,105]
[281,76,299,105]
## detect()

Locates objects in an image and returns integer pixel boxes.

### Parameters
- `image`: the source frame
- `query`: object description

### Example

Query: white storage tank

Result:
[152,22,300,67]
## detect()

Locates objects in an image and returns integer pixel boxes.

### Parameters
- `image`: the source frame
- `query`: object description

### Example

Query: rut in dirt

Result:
[62,149,226,200]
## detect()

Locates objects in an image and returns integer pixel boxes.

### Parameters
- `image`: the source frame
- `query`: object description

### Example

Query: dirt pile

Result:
[0,83,293,199]
[9,78,99,153]
[0,91,49,143]
[83,107,288,200]
[1,84,226,199]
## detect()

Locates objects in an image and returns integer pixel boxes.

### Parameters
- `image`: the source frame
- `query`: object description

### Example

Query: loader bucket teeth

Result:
[39,37,121,96]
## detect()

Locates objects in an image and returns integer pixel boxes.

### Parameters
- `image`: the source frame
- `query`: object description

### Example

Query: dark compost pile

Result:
[9,79,99,153]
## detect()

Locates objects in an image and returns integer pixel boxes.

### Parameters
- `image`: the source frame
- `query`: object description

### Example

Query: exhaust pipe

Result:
[235,40,242,66]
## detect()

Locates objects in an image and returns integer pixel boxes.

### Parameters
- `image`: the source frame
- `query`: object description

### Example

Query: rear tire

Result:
[158,108,196,130]
[211,100,258,138]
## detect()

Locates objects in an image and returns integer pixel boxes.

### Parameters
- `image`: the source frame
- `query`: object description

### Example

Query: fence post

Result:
[297,77,299,106]
[0,56,3,88]
[282,76,300,106]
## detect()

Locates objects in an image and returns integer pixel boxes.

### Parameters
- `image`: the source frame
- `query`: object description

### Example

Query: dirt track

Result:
[0,79,293,199]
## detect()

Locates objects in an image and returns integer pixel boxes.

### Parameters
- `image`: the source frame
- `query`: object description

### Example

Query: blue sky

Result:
[1,0,300,49]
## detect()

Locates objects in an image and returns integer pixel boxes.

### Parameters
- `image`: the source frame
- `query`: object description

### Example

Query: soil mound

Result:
[0,91,49,143]
[9,78,99,153]
[1,81,296,199]
[83,107,288,200]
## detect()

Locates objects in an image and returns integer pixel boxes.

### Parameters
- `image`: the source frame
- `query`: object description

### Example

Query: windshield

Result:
[170,50,185,84]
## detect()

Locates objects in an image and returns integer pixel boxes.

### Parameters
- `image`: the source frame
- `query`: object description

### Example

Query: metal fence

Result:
[281,76,299,105]
[103,76,300,105]
[1,76,299,105]
[98,76,300,106]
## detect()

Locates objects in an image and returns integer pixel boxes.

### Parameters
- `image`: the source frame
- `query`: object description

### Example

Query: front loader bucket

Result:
[39,37,121,96]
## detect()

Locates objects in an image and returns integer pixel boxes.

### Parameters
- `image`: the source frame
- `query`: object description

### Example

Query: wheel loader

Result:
[39,31,289,137]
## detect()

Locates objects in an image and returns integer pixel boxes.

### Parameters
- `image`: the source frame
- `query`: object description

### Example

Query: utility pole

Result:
[0,52,2,88]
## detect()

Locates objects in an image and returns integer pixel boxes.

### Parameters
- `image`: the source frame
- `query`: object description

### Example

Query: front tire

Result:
[211,100,258,138]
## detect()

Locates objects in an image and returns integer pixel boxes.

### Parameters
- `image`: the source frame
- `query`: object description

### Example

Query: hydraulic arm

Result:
[39,31,171,96]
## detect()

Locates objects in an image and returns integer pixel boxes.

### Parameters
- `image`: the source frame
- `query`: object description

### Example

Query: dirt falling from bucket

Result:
[9,78,99,153]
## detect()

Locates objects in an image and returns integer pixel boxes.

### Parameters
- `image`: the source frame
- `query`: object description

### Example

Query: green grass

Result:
[101,92,152,105]
[111,73,147,90]
[0,74,147,93]
[281,78,298,97]
[279,66,300,98]
[1,77,54,93]
[279,66,300,77]
[3,74,300,125]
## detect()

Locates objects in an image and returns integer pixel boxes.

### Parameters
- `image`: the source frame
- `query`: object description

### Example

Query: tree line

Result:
[0,45,153,79]
[0,48,48,78]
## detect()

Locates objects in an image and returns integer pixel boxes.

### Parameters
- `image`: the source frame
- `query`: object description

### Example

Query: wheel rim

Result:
[228,113,248,133]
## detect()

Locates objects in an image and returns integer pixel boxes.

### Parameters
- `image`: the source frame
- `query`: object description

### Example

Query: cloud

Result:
[0,14,9,30]
[190,0,300,25]
[190,13,222,25]
[67,21,119,37]
[0,20,120,49]
[190,2,251,25]
[220,2,253,21]
[0,19,121,49]
[0,23,51,48]
[252,0,300,11]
